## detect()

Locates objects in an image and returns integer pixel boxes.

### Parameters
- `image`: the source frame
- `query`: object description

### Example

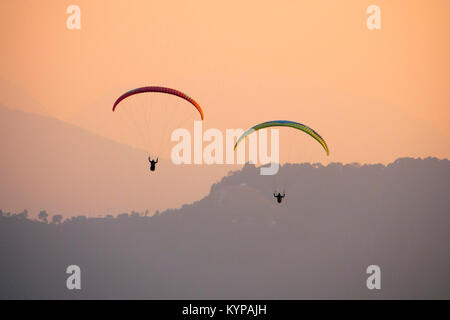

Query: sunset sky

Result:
[1,0,449,164]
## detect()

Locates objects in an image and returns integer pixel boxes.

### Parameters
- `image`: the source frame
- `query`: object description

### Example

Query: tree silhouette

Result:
[38,210,48,223]
[130,211,140,218]
[51,214,63,224]
[15,209,28,219]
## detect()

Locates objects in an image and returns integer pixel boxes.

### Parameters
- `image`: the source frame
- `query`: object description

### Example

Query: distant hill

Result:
[0,157,449,299]
[0,79,49,116]
[0,105,230,216]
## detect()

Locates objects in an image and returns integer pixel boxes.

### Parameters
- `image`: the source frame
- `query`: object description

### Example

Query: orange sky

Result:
[1,0,449,164]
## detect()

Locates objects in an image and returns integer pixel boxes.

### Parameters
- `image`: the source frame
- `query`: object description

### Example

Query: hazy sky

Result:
[1,0,449,164]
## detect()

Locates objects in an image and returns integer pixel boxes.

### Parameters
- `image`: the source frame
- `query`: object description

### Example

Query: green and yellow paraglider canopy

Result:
[234,120,329,156]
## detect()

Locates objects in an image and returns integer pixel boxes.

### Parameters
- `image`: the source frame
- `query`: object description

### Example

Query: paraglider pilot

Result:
[148,157,158,171]
[273,191,285,204]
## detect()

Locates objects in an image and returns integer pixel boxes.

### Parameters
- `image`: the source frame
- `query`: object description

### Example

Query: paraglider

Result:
[112,86,204,120]
[234,120,329,156]
[273,191,285,204]
[235,120,329,204]
[112,86,204,171]
[148,157,158,172]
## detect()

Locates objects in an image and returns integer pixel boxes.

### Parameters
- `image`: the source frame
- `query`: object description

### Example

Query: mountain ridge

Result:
[0,104,230,217]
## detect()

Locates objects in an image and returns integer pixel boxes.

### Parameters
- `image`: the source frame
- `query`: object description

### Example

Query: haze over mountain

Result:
[0,79,49,116]
[0,105,231,217]
[1,157,449,299]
